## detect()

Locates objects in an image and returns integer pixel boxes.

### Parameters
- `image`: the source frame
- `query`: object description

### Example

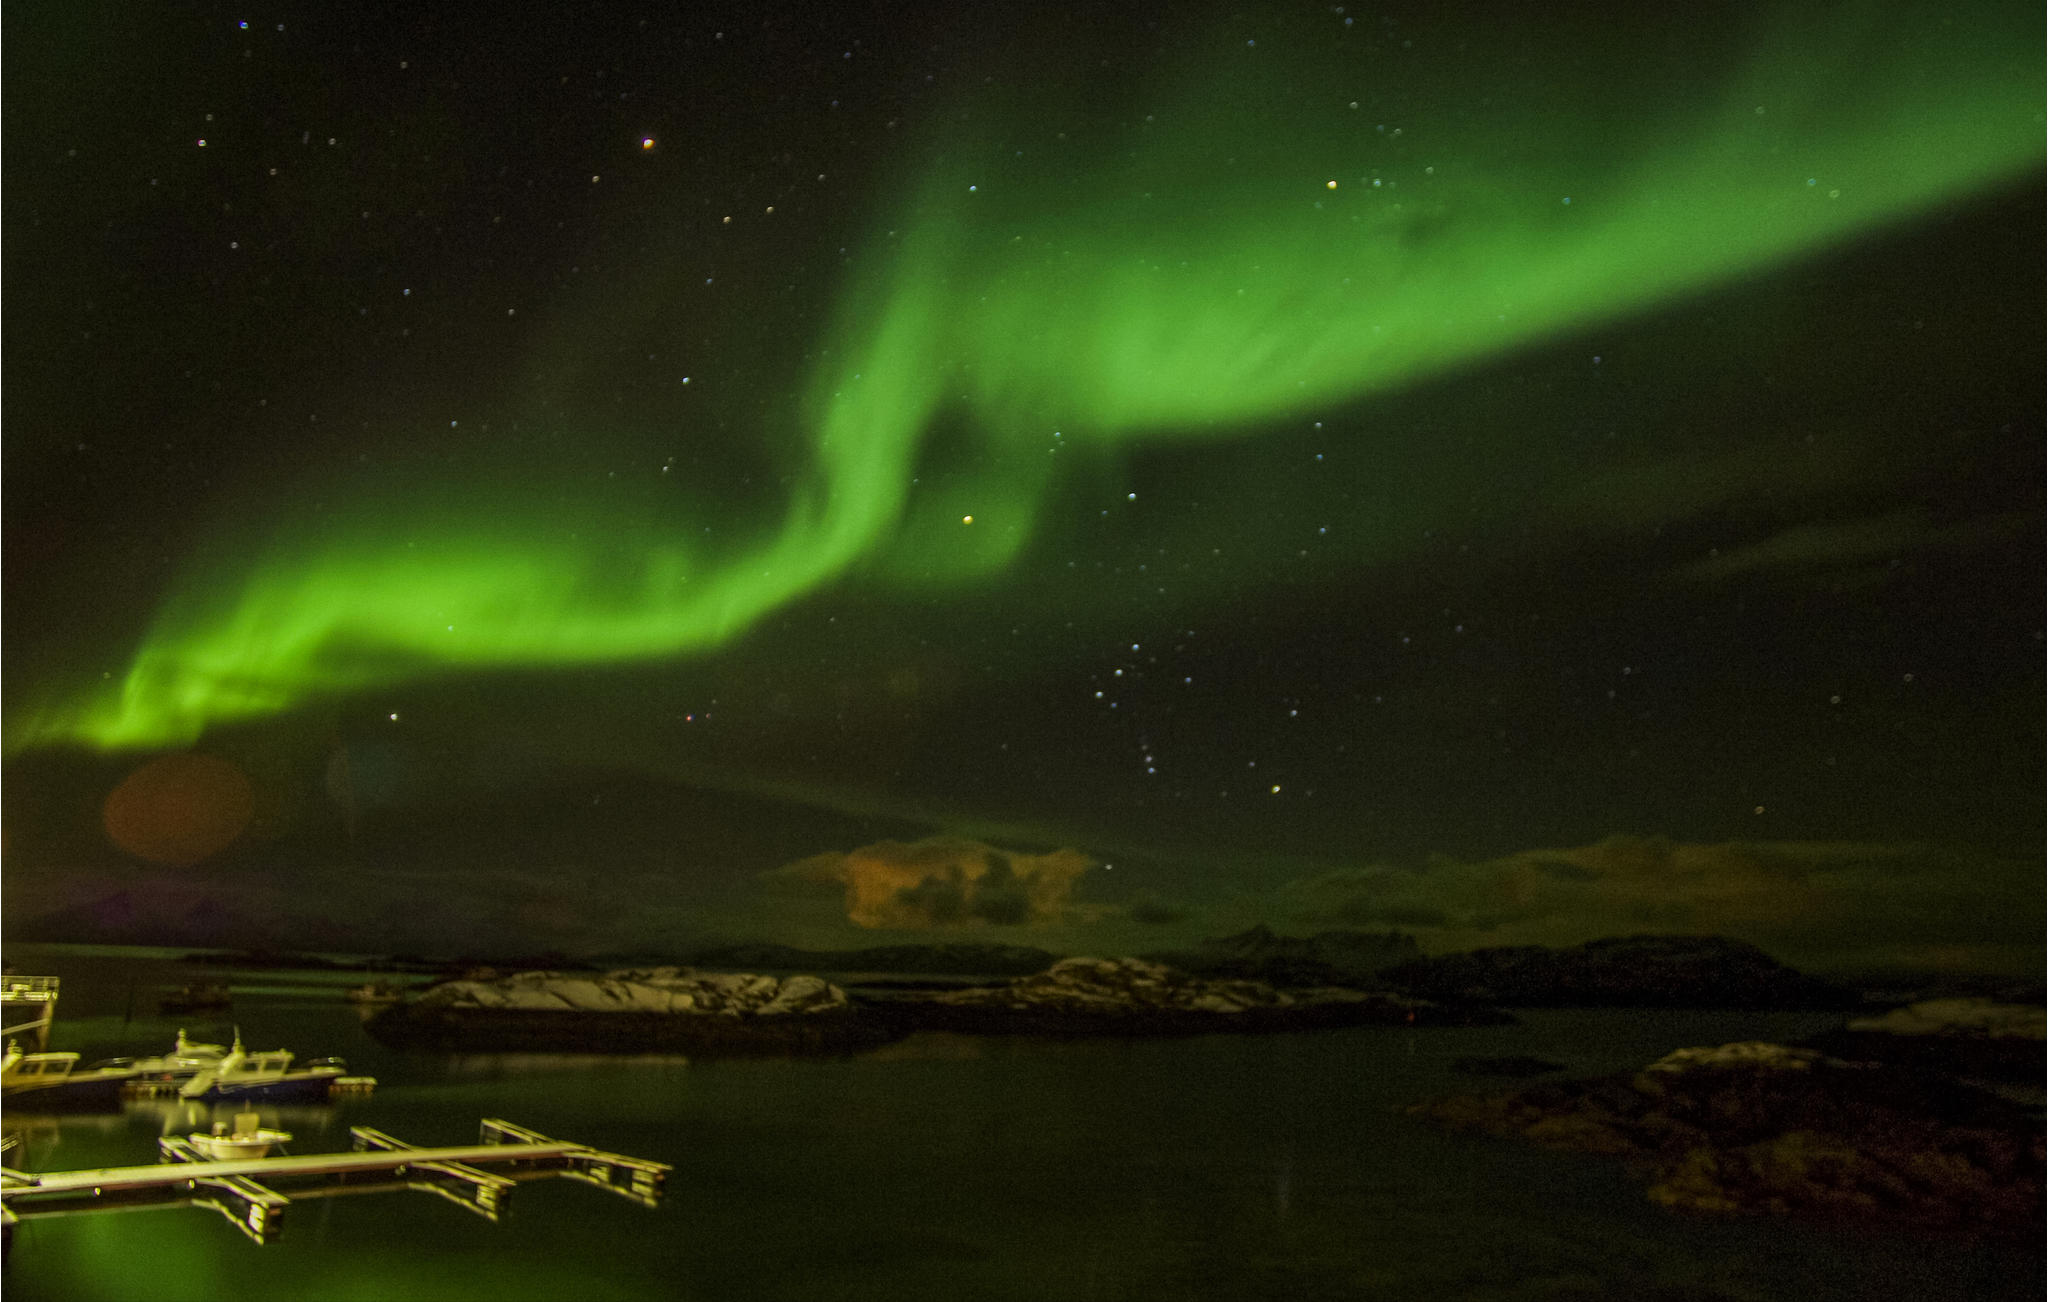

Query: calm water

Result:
[3,946,2036,1302]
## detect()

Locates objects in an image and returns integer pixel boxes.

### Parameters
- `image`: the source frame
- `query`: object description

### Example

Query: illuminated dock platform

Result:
[0,1118,670,1248]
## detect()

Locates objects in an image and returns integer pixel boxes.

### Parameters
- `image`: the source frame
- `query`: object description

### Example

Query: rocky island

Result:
[365,956,1511,1054]
[365,967,900,1056]
[864,956,1507,1035]
[1411,1033,2044,1233]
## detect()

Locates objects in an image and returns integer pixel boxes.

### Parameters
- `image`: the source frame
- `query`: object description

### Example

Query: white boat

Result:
[1,1044,142,1108]
[187,1111,293,1160]
[1,1031,229,1108]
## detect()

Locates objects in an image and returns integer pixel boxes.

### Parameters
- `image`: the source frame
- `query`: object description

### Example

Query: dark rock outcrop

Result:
[867,956,1507,1035]
[1411,1040,2043,1232]
[366,967,900,1056]
[1381,935,1852,1009]
[1143,926,1420,988]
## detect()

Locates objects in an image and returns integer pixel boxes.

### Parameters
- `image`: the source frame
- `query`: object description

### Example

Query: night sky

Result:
[4,0,2041,973]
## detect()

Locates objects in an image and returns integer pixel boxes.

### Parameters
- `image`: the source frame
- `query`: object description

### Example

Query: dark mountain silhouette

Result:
[1380,935,1854,1009]
[1144,925,1422,987]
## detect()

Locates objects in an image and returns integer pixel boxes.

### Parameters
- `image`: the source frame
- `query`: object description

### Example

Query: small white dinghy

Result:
[187,1110,293,1161]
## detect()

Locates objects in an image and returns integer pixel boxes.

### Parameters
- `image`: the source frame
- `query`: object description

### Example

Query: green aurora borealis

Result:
[7,1,2041,755]
[2,0,2042,974]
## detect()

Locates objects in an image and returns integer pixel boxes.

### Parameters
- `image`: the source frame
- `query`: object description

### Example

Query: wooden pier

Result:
[0,1118,670,1249]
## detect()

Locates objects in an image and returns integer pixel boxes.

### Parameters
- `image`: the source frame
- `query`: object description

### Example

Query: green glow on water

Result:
[14,1,2039,751]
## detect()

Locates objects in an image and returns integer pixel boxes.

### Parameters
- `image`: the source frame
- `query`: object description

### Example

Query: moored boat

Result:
[5,1030,233,1110]
[98,1028,231,1079]
[187,1110,293,1160]
[1,1044,141,1109]
[177,1033,371,1102]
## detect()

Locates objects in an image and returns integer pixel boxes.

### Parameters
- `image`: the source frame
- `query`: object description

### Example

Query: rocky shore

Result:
[1410,1035,2044,1233]
[863,956,1507,1035]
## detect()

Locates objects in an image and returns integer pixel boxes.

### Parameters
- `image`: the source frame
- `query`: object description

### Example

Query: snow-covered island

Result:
[365,967,897,1056]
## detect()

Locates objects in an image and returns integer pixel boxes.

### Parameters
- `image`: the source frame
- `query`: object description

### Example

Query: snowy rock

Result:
[759,974,842,1015]
[372,966,878,1055]
[411,967,853,1017]
[1642,1041,1833,1074]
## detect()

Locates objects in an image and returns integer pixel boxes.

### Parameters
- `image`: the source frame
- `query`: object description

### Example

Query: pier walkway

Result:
[1,1117,670,1248]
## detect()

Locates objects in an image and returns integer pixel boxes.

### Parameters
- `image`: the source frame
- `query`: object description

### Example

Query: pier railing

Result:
[0,977,60,1053]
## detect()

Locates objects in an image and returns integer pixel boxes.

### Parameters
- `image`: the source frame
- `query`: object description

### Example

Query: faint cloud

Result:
[1677,510,2031,583]
[1274,835,2040,975]
[1562,441,1887,535]
[774,836,1095,930]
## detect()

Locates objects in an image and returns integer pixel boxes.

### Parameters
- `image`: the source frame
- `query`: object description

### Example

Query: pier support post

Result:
[350,1127,516,1220]
[480,1118,669,1206]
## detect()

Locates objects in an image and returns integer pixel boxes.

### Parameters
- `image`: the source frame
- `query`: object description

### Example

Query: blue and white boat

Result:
[176,1032,369,1102]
